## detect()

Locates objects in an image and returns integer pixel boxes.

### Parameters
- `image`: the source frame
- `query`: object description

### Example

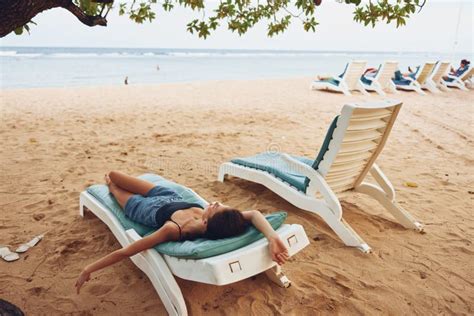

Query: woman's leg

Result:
[108,171,155,196]
[108,183,134,209]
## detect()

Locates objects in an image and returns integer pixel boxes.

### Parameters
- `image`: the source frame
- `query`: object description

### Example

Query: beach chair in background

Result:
[442,65,473,91]
[218,100,423,253]
[80,174,309,316]
[393,62,437,95]
[361,61,399,96]
[310,61,369,96]
[422,61,451,93]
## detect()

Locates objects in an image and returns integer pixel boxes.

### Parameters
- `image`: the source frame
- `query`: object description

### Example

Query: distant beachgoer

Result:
[364,67,378,78]
[124,76,128,85]
[360,67,379,85]
[156,65,160,71]
[75,171,289,294]
[393,66,419,82]
[443,59,470,81]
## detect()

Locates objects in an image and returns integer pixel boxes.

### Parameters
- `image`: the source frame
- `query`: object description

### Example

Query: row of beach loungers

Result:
[81,99,422,315]
[311,60,473,96]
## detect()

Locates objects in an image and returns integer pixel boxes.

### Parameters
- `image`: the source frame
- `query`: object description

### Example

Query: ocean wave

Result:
[0,50,17,56]
[0,51,43,58]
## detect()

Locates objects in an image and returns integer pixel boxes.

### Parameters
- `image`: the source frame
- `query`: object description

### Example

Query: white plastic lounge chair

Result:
[442,65,473,91]
[393,62,437,95]
[311,61,369,96]
[422,61,451,93]
[218,99,423,253]
[79,174,309,316]
[361,61,399,96]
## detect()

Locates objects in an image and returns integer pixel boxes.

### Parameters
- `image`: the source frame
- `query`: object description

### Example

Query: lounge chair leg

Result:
[265,265,291,288]
[355,165,423,232]
[438,83,450,92]
[321,213,371,252]
[415,86,427,95]
[357,81,369,95]
[375,84,386,97]
[79,195,85,217]
[389,82,398,94]
[458,83,469,91]
[355,183,423,231]
[426,81,441,94]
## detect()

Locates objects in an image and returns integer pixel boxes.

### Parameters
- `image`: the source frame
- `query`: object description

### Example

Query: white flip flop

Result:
[15,234,44,253]
[0,246,20,262]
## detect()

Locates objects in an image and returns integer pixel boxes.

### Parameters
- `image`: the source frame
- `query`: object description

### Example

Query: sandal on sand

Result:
[15,234,44,253]
[0,246,20,262]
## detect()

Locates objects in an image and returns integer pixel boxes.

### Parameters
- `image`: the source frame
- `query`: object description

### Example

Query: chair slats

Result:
[351,108,392,119]
[416,63,436,84]
[343,130,382,143]
[322,102,402,194]
[326,160,366,175]
[326,164,364,181]
[327,177,358,192]
[347,119,387,131]
[339,140,378,153]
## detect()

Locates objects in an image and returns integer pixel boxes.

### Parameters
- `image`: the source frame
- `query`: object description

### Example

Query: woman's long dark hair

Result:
[206,209,248,239]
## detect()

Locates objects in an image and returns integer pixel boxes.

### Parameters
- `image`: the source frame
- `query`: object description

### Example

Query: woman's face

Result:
[202,201,229,225]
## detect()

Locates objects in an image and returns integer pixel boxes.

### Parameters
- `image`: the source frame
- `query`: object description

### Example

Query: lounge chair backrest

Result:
[375,61,399,89]
[311,100,402,193]
[431,61,451,83]
[342,61,367,90]
[460,66,474,81]
[416,62,436,85]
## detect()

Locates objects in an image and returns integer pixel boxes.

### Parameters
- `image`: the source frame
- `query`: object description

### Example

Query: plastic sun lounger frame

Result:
[310,60,369,96]
[218,100,423,253]
[79,190,309,316]
[442,65,473,91]
[394,62,437,95]
[361,61,399,96]
[422,61,451,93]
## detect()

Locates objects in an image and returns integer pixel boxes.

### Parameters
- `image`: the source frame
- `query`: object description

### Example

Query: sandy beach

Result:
[1,78,473,315]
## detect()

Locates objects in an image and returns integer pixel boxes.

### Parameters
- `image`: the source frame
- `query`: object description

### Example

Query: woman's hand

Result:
[75,269,91,294]
[268,235,289,265]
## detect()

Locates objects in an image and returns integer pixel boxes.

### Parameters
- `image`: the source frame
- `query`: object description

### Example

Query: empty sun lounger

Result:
[442,65,473,91]
[361,61,399,96]
[218,100,423,253]
[311,61,369,96]
[393,62,437,95]
[79,174,309,316]
[422,61,451,93]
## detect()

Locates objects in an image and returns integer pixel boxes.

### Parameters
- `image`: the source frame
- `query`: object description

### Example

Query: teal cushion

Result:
[304,116,339,188]
[231,153,313,192]
[316,78,340,86]
[86,173,287,259]
[231,116,339,192]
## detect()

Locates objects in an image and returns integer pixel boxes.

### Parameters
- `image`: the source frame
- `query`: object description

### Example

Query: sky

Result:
[1,0,473,53]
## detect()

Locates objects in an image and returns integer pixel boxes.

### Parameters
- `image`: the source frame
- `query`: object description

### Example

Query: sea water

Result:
[0,46,470,89]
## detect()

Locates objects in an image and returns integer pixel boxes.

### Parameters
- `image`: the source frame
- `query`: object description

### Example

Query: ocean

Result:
[0,46,470,89]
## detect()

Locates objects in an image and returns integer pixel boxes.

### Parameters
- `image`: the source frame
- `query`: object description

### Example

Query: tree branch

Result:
[63,1,107,27]
[92,0,114,4]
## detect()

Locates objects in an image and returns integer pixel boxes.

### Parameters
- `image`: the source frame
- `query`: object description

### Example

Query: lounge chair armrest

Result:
[447,74,459,80]
[125,229,142,242]
[280,154,341,214]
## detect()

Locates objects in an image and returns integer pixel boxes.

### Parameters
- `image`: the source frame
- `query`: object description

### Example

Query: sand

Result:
[0,78,473,315]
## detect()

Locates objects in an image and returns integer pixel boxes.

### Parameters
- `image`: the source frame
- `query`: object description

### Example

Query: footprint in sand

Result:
[87,284,115,296]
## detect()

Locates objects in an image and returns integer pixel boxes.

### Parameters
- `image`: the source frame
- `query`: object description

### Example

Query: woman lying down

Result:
[75,171,289,293]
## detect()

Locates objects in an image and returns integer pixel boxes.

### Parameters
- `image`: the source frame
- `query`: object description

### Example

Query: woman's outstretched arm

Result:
[242,210,289,265]
[75,223,178,294]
